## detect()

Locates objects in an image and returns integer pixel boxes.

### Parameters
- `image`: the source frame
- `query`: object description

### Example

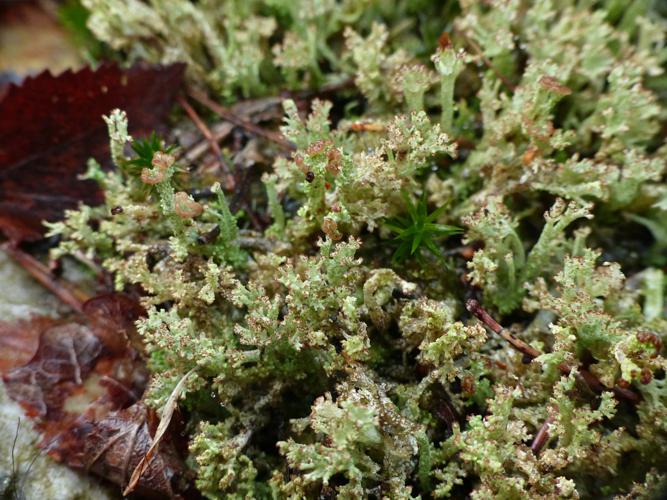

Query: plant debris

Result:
[0,295,186,498]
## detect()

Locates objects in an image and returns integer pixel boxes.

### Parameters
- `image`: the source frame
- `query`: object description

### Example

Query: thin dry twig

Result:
[280,77,355,101]
[178,94,236,191]
[226,77,355,116]
[466,299,641,456]
[183,122,235,164]
[188,88,295,152]
[466,299,540,359]
[465,299,640,405]
[2,243,88,313]
[530,415,554,455]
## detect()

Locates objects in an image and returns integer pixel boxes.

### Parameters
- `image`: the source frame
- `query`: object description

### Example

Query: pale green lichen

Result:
[45,0,667,498]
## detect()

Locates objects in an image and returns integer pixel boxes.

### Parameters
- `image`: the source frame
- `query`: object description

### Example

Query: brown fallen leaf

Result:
[1,298,186,498]
[0,295,149,420]
[3,320,104,419]
[0,62,185,242]
[124,369,195,496]
[82,402,184,499]
[82,292,146,355]
[0,315,53,372]
[49,399,185,499]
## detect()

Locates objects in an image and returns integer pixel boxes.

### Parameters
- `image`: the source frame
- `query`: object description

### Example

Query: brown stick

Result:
[466,299,541,359]
[183,122,234,164]
[465,299,640,405]
[530,415,554,455]
[466,299,641,456]
[3,243,88,313]
[225,78,355,117]
[177,94,236,191]
[188,88,295,152]
[280,77,355,101]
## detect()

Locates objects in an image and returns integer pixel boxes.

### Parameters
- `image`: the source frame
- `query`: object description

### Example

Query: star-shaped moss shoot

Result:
[385,192,462,264]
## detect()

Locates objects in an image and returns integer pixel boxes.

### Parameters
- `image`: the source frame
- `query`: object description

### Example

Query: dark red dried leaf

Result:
[0,63,185,242]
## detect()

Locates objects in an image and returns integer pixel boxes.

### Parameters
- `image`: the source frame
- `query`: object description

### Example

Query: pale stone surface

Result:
[0,251,63,321]
[0,250,115,500]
